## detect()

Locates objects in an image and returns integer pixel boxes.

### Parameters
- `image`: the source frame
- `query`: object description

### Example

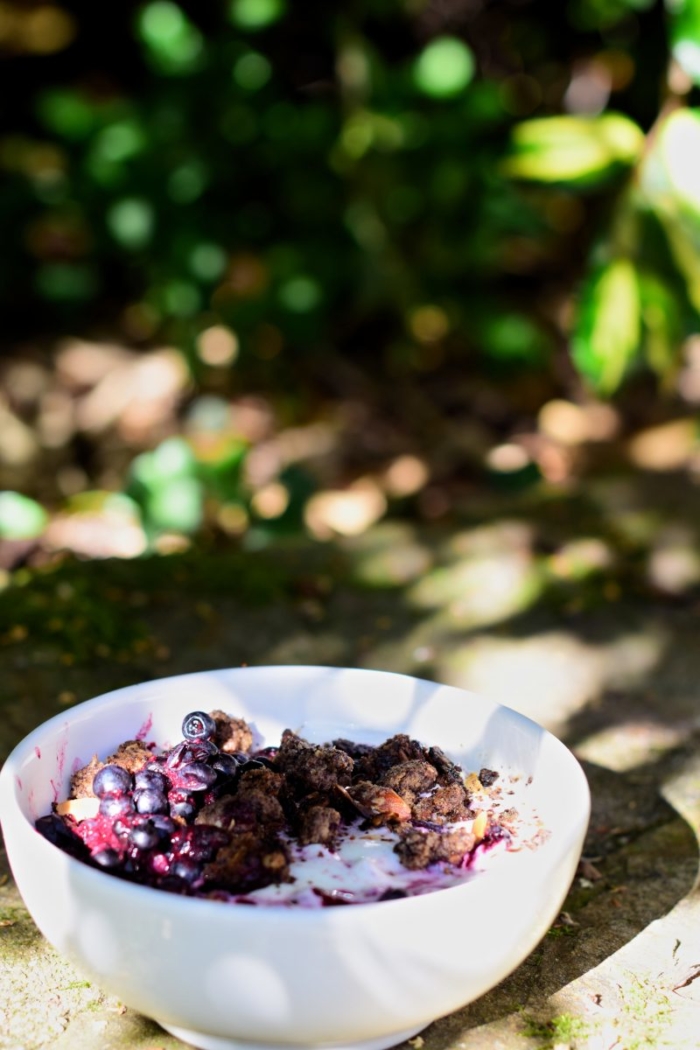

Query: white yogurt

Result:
[224,776,544,907]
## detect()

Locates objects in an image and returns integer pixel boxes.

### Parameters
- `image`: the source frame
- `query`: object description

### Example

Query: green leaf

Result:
[638,272,684,381]
[503,113,645,187]
[572,259,641,394]
[0,492,48,540]
[640,107,700,310]
[146,477,204,533]
[667,0,700,85]
[131,437,197,489]
[646,107,700,218]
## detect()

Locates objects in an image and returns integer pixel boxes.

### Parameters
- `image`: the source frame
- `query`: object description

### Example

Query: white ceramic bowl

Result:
[0,666,589,1050]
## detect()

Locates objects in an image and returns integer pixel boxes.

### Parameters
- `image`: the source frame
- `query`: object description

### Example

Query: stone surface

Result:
[3,471,700,1049]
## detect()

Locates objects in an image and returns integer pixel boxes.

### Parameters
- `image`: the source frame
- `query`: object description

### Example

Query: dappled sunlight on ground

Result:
[574,720,690,773]
[440,629,665,732]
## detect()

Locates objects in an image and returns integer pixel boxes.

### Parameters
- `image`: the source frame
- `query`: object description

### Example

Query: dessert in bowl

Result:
[0,665,590,1050]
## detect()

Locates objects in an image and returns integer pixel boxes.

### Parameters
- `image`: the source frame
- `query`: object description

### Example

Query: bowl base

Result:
[161,1022,427,1050]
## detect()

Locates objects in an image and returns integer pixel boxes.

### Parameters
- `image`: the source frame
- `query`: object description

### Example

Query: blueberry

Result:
[134,768,170,792]
[92,848,121,869]
[185,739,218,761]
[170,856,202,883]
[211,753,240,778]
[157,874,191,895]
[148,813,177,834]
[182,711,217,742]
[255,746,279,763]
[177,762,217,791]
[133,786,169,815]
[35,814,91,860]
[165,742,188,769]
[99,794,135,819]
[129,822,166,851]
[237,758,265,774]
[378,888,408,901]
[92,765,133,798]
[170,795,197,821]
[187,825,229,861]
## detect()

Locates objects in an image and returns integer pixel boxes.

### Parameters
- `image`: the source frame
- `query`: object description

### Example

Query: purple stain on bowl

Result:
[135,712,154,742]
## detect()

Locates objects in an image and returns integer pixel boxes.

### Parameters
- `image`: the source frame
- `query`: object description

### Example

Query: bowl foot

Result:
[160,1022,427,1050]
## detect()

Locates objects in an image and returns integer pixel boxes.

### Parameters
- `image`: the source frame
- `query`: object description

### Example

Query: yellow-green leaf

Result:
[667,0,700,85]
[503,113,645,187]
[640,107,700,311]
[638,272,683,382]
[651,107,700,217]
[571,259,641,394]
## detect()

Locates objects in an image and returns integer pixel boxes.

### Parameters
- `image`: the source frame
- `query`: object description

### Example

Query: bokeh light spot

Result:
[95,122,145,163]
[197,325,239,366]
[138,1,203,72]
[234,51,272,91]
[230,0,285,30]
[107,198,154,250]
[162,280,201,317]
[409,305,449,343]
[414,37,475,99]
[36,263,97,301]
[251,482,290,519]
[190,243,228,281]
[168,161,207,202]
[278,275,321,312]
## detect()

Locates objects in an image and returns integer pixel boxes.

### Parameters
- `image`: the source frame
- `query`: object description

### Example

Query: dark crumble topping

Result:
[42,713,523,903]
[297,804,342,847]
[211,710,254,754]
[379,760,437,805]
[69,754,103,798]
[395,826,477,870]
[353,733,426,782]
[411,783,473,825]
[69,739,153,797]
[203,831,290,893]
[108,739,154,773]
[276,729,354,797]
[426,745,465,786]
[478,767,500,788]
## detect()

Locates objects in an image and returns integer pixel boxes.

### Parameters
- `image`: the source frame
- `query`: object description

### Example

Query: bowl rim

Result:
[0,664,591,923]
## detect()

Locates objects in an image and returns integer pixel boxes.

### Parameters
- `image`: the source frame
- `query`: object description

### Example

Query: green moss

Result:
[0,545,307,665]
[521,1011,589,1047]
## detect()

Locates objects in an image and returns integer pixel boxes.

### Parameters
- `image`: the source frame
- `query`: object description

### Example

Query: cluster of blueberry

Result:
[35,711,270,892]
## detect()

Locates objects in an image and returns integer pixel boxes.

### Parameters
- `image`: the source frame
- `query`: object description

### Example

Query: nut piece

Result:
[342,782,412,824]
[56,796,100,821]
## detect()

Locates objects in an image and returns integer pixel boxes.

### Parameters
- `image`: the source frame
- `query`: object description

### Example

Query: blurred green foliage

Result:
[1,0,700,403]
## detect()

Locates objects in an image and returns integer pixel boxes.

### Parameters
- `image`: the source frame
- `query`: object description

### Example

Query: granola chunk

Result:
[354,733,426,781]
[69,739,152,798]
[411,782,473,824]
[276,729,354,798]
[211,710,254,754]
[395,825,475,870]
[203,831,290,893]
[197,768,286,832]
[380,760,437,804]
[69,754,103,798]
[298,805,342,847]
